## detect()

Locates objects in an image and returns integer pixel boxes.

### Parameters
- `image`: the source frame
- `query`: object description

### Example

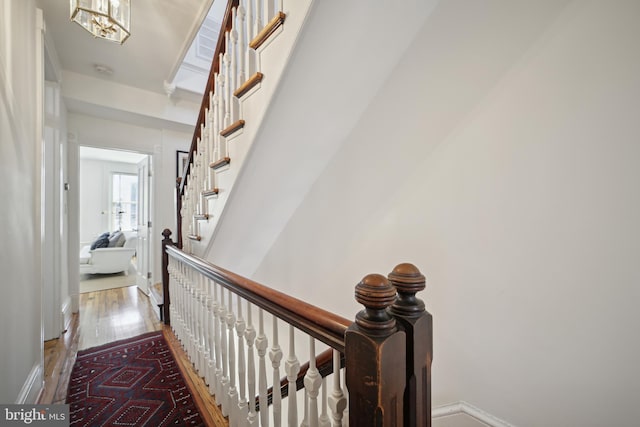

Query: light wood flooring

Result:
[39,284,228,426]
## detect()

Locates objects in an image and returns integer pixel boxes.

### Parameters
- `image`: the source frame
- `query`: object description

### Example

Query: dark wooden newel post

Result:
[388,263,432,427]
[345,274,406,426]
[161,228,174,325]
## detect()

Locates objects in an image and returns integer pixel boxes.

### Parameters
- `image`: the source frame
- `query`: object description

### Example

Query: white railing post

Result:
[236,295,248,427]
[220,287,230,415]
[270,317,283,427]
[328,350,346,426]
[256,309,269,426]
[318,377,330,427]
[227,289,239,425]
[285,325,300,426]
[304,338,321,427]
[245,301,258,426]
[237,1,246,85]
[214,282,223,399]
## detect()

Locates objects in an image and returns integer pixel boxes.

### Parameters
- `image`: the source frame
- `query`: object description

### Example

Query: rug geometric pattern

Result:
[66,331,204,426]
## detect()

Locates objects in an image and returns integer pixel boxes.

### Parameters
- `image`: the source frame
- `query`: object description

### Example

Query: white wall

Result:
[69,114,190,284]
[251,1,640,426]
[0,0,44,403]
[79,158,137,243]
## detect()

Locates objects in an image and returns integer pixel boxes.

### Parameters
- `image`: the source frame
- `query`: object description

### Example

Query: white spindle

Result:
[214,282,223,399]
[227,289,238,425]
[220,287,230,415]
[256,309,269,426]
[285,325,300,426]
[245,0,256,77]
[237,2,246,85]
[318,378,330,427]
[196,274,205,375]
[253,0,262,37]
[264,0,275,25]
[208,90,216,189]
[328,350,347,426]
[305,338,321,427]
[245,302,258,426]
[207,279,217,395]
[236,294,248,426]
[223,33,231,128]
[270,317,282,427]
[301,390,309,427]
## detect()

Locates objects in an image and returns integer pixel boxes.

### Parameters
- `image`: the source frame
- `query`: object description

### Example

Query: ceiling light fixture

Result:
[70,0,131,44]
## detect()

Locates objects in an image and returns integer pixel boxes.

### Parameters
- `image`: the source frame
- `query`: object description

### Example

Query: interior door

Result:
[136,156,151,295]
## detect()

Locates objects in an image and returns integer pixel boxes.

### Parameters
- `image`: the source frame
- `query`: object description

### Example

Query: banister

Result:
[165,244,351,352]
[261,348,344,409]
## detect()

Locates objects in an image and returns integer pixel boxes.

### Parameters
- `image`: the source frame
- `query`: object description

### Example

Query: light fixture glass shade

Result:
[70,0,131,44]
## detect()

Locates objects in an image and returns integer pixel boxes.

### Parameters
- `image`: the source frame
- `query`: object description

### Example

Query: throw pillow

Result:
[115,233,127,247]
[108,231,123,247]
[90,232,110,250]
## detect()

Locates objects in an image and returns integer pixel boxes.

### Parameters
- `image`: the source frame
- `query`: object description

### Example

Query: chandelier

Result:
[70,0,131,44]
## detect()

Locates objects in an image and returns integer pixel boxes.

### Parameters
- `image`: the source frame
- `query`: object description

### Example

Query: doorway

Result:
[78,147,152,295]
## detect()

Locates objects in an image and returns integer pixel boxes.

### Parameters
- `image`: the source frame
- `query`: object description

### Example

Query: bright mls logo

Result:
[0,405,68,426]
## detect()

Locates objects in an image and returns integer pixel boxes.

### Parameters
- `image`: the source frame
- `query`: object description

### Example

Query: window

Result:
[111,173,138,231]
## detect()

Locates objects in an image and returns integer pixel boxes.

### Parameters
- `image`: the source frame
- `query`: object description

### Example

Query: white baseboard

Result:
[15,363,42,404]
[433,401,514,427]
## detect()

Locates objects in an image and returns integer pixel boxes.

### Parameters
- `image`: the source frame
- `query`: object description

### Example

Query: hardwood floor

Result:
[78,285,161,350]
[39,284,228,426]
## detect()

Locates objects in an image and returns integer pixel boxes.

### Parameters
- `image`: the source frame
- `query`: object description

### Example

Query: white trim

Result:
[15,363,43,404]
[433,401,515,427]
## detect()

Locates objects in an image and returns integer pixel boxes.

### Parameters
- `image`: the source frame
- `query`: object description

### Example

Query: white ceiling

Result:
[36,0,215,97]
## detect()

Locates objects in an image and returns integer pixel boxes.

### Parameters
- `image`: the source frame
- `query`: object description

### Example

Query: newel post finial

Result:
[162,228,172,241]
[388,263,432,427]
[346,273,405,426]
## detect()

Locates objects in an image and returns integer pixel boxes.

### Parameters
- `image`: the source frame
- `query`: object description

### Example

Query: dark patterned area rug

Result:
[66,331,204,426]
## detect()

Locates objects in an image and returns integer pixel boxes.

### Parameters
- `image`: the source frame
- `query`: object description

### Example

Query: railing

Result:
[162,229,432,426]
[176,0,286,249]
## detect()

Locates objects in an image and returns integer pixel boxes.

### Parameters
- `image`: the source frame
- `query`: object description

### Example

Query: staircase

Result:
[177,0,313,260]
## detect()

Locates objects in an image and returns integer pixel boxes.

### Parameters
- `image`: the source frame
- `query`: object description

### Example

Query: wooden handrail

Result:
[165,245,351,352]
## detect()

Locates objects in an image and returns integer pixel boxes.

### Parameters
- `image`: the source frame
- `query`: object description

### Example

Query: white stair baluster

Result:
[328,350,346,426]
[253,0,262,42]
[245,301,258,426]
[236,295,248,426]
[285,325,300,426]
[256,309,269,426]
[229,7,239,122]
[227,290,238,425]
[301,389,309,427]
[270,317,282,427]
[318,377,330,427]
[214,282,223,399]
[245,0,256,77]
[223,33,231,129]
[304,338,321,427]
[207,279,217,394]
[220,287,230,415]
[237,1,246,85]
[264,0,275,25]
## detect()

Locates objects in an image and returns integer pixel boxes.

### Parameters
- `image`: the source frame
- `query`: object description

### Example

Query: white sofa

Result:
[80,232,137,275]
